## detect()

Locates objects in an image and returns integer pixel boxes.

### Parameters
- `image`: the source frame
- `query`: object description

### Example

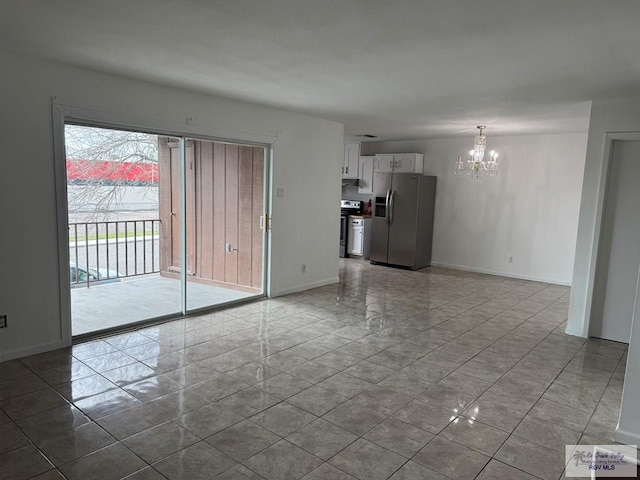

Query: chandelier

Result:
[454,125,499,181]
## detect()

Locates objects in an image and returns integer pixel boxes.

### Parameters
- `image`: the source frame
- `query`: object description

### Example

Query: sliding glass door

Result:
[65,124,268,336]
[158,137,266,313]
[182,138,265,312]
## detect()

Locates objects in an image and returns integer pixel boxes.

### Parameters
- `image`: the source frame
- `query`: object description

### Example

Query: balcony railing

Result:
[69,219,161,287]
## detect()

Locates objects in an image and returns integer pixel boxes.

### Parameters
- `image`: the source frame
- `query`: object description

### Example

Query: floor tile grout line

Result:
[572,349,628,447]
[0,265,623,480]
[2,413,71,480]
[396,290,585,479]
[476,329,617,479]
[473,458,546,480]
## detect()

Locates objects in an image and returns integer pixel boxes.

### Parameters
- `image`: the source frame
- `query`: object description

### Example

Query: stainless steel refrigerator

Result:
[370,173,437,270]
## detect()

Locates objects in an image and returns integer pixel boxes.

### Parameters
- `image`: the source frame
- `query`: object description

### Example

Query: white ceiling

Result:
[2,0,640,139]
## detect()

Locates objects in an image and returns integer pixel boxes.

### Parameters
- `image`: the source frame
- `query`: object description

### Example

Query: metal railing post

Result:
[68,218,161,286]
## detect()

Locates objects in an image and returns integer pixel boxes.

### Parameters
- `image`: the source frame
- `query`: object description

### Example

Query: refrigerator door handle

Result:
[385,189,391,224]
[389,189,395,224]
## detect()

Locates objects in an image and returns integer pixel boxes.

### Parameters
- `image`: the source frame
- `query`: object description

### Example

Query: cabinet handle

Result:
[346,166,349,174]
[341,167,344,174]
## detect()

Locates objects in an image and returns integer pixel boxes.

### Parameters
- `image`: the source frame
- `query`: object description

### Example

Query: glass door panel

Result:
[66,124,181,335]
[184,138,266,312]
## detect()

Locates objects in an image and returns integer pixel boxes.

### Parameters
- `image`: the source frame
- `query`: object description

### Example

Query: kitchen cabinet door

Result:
[375,154,394,172]
[358,156,375,194]
[394,154,424,173]
[343,142,360,178]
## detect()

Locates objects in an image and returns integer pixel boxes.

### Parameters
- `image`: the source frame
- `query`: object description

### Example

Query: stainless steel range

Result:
[340,200,362,258]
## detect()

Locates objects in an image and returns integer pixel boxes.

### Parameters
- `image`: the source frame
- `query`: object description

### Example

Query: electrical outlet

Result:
[276,188,285,198]
[301,264,306,273]
[508,256,514,264]
[0,315,6,328]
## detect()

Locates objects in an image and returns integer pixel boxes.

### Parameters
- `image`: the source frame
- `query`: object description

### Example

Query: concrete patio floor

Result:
[71,274,258,335]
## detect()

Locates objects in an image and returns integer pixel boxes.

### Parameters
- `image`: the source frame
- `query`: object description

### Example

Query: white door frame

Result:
[576,132,640,339]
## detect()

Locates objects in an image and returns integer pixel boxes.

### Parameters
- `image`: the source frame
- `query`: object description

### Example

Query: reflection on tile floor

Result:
[0,260,632,479]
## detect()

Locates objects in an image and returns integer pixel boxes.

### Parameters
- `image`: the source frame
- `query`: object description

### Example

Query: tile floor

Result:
[0,260,632,480]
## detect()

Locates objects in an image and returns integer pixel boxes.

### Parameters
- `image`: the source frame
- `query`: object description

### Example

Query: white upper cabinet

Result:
[374,153,423,173]
[374,154,395,172]
[343,143,360,178]
[358,156,375,194]
[394,153,424,173]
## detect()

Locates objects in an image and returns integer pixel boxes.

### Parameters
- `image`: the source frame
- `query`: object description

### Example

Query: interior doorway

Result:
[591,140,640,343]
[64,124,268,337]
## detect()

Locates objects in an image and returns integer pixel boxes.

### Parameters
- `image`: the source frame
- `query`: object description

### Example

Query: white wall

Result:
[567,97,640,338]
[0,52,343,361]
[362,133,587,285]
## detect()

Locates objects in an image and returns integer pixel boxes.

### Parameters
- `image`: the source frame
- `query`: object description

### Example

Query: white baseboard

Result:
[270,277,339,298]
[564,326,588,338]
[615,426,640,447]
[3,339,68,362]
[430,262,572,286]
